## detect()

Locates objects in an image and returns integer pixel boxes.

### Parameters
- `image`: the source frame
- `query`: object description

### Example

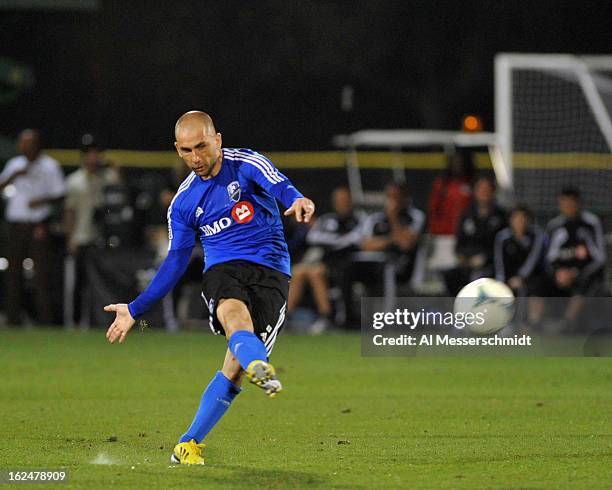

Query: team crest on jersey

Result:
[232,201,255,224]
[227,181,241,202]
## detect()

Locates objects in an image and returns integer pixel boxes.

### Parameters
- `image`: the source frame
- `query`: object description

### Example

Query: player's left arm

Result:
[239,150,315,223]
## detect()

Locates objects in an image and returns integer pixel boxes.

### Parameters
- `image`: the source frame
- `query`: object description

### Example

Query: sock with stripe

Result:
[179,371,241,444]
[227,330,268,369]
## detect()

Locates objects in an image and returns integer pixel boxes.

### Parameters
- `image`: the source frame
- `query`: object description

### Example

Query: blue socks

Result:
[228,330,268,369]
[177,331,267,444]
[179,371,241,444]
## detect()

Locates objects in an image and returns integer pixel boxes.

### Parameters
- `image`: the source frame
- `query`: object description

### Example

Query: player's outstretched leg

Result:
[228,330,282,397]
[219,299,282,397]
[171,369,241,465]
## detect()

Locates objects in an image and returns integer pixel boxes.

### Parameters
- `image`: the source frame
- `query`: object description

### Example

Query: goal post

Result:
[495,53,612,216]
[333,130,504,207]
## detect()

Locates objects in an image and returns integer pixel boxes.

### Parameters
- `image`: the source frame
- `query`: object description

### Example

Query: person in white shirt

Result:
[0,129,65,325]
[63,134,119,327]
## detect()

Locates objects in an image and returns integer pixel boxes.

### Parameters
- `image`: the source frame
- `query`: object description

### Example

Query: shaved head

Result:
[174,110,223,179]
[175,111,216,140]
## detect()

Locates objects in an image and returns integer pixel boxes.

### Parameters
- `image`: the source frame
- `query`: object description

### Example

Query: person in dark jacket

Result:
[288,186,367,332]
[545,187,605,297]
[495,205,546,327]
[445,176,506,295]
[543,187,607,331]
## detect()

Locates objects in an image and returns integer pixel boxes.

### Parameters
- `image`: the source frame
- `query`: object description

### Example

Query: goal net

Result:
[496,54,612,217]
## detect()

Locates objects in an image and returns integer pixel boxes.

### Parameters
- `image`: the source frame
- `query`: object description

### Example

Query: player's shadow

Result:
[177,464,344,488]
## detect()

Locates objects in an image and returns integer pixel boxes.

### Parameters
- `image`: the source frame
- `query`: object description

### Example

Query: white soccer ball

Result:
[454,278,515,335]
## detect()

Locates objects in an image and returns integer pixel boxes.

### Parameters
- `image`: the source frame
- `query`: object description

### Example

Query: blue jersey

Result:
[128,148,303,319]
[167,148,302,276]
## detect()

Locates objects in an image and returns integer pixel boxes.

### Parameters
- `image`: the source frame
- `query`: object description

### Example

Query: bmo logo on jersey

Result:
[200,217,232,236]
[231,201,255,224]
[200,201,254,236]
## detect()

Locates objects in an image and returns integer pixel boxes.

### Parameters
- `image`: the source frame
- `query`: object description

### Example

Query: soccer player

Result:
[104,111,315,465]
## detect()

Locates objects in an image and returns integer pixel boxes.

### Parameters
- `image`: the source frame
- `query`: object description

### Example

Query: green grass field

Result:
[1,329,611,489]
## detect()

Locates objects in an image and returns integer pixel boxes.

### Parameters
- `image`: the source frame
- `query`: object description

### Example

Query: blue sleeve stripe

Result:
[236,150,284,182]
[167,172,197,250]
[235,150,285,184]
[225,154,282,185]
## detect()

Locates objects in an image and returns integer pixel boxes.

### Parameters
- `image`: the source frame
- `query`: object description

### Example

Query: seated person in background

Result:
[494,205,546,326]
[288,186,366,333]
[546,187,605,296]
[446,176,506,295]
[544,188,606,329]
[361,183,425,293]
[427,150,473,273]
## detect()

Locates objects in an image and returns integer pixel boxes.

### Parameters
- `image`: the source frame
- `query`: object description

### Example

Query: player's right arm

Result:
[236,149,315,222]
[105,246,193,343]
[106,197,196,343]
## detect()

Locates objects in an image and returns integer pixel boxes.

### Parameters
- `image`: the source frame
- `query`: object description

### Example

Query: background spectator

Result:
[495,206,545,295]
[446,176,506,295]
[63,134,120,328]
[427,151,474,284]
[543,188,606,331]
[546,187,606,296]
[361,183,426,295]
[495,205,546,326]
[428,150,474,236]
[0,129,65,325]
[288,186,366,333]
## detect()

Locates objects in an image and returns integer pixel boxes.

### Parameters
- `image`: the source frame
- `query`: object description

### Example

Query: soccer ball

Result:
[454,278,515,335]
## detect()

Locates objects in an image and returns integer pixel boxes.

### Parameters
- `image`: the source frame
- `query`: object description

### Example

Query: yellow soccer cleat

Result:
[246,360,282,397]
[170,439,206,465]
